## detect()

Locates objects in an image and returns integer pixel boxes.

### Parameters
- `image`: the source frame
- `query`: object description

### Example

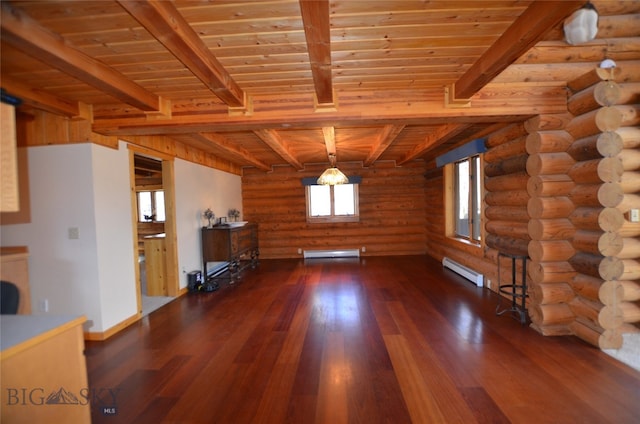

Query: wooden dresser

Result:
[201,223,259,280]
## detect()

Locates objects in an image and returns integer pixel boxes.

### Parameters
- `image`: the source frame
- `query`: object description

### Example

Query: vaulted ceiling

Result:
[2,1,639,172]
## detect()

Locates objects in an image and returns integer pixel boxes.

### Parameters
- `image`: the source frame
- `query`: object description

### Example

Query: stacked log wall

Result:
[525,113,577,336]
[483,123,532,295]
[242,161,428,258]
[526,66,640,348]
[563,72,610,344]
[589,68,640,348]
[420,65,637,350]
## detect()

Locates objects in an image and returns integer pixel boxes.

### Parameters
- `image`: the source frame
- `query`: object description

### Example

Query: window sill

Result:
[307,216,360,224]
[446,236,483,256]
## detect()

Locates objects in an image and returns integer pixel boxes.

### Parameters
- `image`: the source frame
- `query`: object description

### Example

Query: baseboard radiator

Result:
[442,257,484,287]
[303,249,360,259]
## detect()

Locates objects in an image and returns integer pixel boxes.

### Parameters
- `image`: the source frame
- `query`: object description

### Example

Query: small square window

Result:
[137,190,165,222]
[306,183,359,223]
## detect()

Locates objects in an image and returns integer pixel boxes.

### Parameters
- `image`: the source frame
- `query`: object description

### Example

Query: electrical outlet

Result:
[297,248,302,255]
[39,299,49,312]
[361,246,366,253]
[629,209,640,223]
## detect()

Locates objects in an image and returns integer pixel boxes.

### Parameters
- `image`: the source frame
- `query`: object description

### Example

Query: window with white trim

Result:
[306,183,359,223]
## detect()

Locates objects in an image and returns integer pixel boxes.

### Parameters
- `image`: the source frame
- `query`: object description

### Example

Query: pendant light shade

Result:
[563,2,598,45]
[317,167,348,185]
[317,154,348,185]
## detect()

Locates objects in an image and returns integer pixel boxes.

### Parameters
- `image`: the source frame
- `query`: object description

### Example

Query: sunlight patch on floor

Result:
[603,333,640,372]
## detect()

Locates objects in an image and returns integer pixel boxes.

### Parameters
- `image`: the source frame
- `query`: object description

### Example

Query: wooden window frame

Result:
[137,189,165,223]
[305,184,360,223]
[444,154,484,248]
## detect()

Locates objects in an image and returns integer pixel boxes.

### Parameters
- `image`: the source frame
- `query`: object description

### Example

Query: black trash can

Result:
[187,271,203,292]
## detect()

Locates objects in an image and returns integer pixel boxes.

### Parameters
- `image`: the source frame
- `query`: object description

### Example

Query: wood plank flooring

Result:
[85,256,640,423]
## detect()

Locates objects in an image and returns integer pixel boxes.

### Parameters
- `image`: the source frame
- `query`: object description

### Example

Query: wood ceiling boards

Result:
[2,1,639,172]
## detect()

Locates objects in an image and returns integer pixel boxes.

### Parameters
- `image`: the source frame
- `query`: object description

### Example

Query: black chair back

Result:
[1,281,20,314]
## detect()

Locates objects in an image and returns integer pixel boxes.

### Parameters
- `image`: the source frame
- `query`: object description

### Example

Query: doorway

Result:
[130,150,179,316]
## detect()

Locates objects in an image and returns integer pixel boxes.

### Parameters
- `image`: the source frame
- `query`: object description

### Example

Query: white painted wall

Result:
[91,142,137,331]
[174,159,242,288]
[1,142,242,332]
[0,142,136,333]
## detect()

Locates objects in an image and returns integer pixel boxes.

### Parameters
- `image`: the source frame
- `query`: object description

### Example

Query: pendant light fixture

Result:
[563,2,598,45]
[317,153,348,185]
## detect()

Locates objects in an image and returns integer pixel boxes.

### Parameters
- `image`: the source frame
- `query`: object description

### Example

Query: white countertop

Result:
[1,315,85,354]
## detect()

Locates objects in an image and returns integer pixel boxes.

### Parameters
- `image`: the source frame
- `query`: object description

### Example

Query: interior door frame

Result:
[128,146,179,315]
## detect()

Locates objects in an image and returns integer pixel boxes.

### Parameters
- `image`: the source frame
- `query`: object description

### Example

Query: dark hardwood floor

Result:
[85,256,640,423]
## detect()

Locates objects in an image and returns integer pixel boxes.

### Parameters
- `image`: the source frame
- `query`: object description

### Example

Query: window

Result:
[137,190,165,222]
[451,155,482,243]
[306,183,359,222]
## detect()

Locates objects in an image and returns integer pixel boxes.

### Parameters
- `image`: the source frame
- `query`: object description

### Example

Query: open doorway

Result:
[131,152,177,316]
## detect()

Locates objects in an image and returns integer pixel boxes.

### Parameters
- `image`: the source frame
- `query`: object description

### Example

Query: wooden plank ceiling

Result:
[2,1,639,171]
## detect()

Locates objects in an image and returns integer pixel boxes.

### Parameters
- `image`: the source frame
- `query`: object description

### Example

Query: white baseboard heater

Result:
[442,257,484,287]
[303,249,360,259]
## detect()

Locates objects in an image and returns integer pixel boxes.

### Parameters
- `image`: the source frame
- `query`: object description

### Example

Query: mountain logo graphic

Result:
[45,387,80,405]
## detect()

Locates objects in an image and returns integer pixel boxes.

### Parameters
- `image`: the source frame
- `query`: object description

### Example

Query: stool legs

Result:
[495,253,528,325]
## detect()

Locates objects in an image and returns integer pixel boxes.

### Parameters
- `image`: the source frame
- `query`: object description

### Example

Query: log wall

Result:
[590,70,640,348]
[242,161,427,258]
[422,66,638,349]
[525,113,577,336]
[529,66,640,347]
[483,123,533,304]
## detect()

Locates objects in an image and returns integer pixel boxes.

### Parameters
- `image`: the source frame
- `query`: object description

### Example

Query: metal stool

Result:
[495,252,528,325]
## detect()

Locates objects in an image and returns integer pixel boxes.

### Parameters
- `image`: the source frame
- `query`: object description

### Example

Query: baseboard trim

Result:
[83,289,188,341]
[84,312,140,341]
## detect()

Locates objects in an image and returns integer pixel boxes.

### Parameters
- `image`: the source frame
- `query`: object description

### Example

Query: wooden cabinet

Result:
[1,315,90,423]
[143,234,167,296]
[201,223,259,280]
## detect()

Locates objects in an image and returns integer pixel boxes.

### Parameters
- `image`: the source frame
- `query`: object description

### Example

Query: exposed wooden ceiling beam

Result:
[93,83,565,136]
[0,2,161,112]
[322,126,336,159]
[299,0,334,106]
[398,123,472,165]
[253,129,304,170]
[117,0,246,109]
[451,1,584,101]
[191,133,272,172]
[364,125,405,167]
[1,76,90,120]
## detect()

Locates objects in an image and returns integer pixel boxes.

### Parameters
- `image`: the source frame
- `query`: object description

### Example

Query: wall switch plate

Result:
[68,227,79,239]
[630,209,640,223]
[39,299,49,312]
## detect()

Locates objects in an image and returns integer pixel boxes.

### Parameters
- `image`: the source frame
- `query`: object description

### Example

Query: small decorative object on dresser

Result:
[227,208,240,222]
[203,208,215,228]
